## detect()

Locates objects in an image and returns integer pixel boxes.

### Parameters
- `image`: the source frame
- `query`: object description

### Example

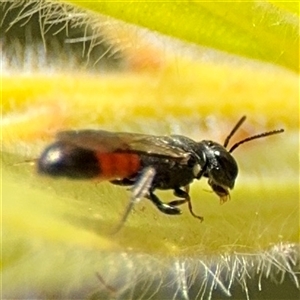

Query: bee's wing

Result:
[56,130,189,160]
[57,130,132,153]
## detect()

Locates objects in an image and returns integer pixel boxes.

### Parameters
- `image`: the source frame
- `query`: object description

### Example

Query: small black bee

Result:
[38,116,284,232]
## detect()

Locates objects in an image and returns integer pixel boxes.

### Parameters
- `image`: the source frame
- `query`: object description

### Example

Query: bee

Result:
[38,116,284,232]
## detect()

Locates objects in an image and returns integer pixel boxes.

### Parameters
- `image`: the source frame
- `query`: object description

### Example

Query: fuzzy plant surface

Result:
[2,1,299,299]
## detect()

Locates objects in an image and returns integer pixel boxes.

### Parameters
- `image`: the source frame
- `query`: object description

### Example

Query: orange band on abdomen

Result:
[95,152,141,179]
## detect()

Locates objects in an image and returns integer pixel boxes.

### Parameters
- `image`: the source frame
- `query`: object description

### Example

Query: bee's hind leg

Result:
[111,167,156,234]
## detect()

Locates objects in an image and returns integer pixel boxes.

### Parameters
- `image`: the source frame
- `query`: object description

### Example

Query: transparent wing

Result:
[56,130,190,160]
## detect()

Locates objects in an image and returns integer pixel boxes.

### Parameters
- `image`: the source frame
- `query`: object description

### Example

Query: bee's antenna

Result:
[223,116,247,148]
[229,129,284,153]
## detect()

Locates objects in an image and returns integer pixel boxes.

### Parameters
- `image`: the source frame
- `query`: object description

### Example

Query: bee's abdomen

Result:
[38,141,100,179]
[95,152,141,179]
[38,141,141,180]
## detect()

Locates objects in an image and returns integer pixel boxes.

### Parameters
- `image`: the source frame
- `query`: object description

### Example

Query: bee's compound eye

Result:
[211,150,238,189]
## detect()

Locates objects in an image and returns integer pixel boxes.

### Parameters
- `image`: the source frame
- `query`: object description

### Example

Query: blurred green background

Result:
[1,1,299,299]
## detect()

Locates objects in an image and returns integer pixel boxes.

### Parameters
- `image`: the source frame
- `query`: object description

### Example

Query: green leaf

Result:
[65,0,299,72]
[2,1,299,298]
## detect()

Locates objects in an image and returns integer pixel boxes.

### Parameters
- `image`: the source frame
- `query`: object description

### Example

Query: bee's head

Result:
[198,140,238,201]
[197,116,284,201]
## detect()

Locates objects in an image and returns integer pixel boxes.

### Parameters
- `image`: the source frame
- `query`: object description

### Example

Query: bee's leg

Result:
[110,178,134,186]
[168,186,203,222]
[146,192,181,215]
[111,167,156,234]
